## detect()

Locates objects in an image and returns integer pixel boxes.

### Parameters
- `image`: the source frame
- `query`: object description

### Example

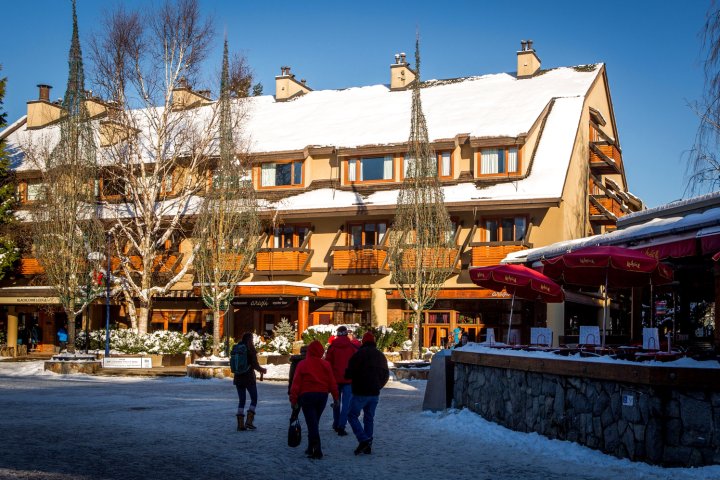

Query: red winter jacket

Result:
[324,335,359,384]
[289,340,339,405]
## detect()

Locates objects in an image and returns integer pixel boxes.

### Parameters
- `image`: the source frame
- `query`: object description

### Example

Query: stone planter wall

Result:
[44,360,102,375]
[452,351,720,467]
[186,364,232,379]
[258,354,290,365]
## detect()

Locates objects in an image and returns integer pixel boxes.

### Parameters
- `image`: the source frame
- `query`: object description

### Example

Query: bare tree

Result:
[193,39,260,356]
[388,39,455,359]
[688,3,720,193]
[90,0,219,333]
[26,0,105,352]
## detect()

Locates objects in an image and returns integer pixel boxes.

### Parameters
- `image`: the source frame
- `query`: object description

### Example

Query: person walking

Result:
[57,325,68,353]
[346,331,390,456]
[289,340,339,459]
[232,332,267,432]
[324,325,359,436]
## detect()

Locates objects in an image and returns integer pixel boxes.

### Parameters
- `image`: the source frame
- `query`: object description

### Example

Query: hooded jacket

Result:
[324,334,359,384]
[289,340,339,405]
[345,340,390,396]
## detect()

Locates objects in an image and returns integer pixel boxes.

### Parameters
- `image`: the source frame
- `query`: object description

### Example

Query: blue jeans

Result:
[347,395,379,443]
[332,383,353,430]
[300,392,328,447]
[235,383,258,412]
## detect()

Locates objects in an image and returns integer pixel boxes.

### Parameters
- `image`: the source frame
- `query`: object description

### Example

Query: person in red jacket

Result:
[324,325,359,436]
[289,340,339,459]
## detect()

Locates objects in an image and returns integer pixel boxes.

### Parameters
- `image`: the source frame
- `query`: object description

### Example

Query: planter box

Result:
[147,353,188,367]
[186,364,231,379]
[45,360,102,374]
[258,354,291,365]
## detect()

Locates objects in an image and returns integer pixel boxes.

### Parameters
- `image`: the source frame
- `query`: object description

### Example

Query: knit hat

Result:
[336,326,348,336]
[362,332,375,344]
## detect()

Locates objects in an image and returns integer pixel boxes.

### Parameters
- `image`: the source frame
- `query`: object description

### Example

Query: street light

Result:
[105,232,112,357]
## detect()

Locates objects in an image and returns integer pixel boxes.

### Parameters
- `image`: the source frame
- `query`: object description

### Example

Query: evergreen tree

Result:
[0,66,19,279]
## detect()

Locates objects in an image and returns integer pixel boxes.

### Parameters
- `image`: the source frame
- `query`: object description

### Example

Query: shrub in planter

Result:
[302,324,361,347]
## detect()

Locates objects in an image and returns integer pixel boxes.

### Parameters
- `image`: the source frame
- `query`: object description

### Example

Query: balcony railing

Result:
[589,142,623,174]
[589,195,627,223]
[329,246,389,275]
[19,258,44,275]
[254,249,313,275]
[469,242,530,267]
[397,247,461,272]
[111,253,184,275]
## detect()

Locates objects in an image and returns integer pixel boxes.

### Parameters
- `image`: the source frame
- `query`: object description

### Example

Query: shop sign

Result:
[103,357,152,369]
[233,297,294,308]
[0,296,60,305]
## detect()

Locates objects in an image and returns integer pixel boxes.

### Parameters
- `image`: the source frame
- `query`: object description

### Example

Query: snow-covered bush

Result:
[75,329,190,354]
[269,335,292,355]
[302,324,361,347]
[368,321,409,351]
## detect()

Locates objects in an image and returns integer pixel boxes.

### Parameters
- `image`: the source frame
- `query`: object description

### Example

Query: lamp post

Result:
[105,232,112,357]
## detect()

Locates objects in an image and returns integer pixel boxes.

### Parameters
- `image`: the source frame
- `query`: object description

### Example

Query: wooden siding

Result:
[470,244,528,267]
[111,254,183,274]
[254,250,311,273]
[331,247,387,274]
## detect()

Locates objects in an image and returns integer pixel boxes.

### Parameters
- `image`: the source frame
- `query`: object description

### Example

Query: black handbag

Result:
[288,418,302,448]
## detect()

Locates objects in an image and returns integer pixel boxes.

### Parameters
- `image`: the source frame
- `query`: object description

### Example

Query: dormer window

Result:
[260,160,303,188]
[403,151,452,179]
[478,147,519,176]
[347,156,394,183]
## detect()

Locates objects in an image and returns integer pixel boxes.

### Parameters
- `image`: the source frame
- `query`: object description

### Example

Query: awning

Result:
[628,233,698,260]
[698,226,720,256]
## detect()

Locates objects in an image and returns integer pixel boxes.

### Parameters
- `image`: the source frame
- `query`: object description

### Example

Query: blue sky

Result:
[0,0,710,208]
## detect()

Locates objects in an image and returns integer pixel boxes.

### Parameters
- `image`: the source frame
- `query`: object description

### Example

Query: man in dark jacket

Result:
[345,331,389,456]
[325,325,359,436]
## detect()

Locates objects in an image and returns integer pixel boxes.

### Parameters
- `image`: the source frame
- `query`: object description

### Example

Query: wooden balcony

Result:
[397,247,461,272]
[254,248,313,275]
[469,242,530,267]
[111,253,184,274]
[589,142,623,174]
[19,258,44,275]
[590,195,627,224]
[330,246,388,275]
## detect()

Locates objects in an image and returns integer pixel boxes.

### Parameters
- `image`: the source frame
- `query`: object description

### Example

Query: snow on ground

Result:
[0,361,718,480]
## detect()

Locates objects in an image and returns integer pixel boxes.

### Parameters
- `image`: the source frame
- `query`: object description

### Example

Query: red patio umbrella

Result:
[540,246,673,347]
[469,264,564,344]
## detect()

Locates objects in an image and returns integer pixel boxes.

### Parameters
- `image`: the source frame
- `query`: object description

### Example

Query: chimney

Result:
[517,39,541,78]
[275,66,311,102]
[390,52,416,90]
[26,84,63,128]
[37,84,52,102]
[171,78,211,110]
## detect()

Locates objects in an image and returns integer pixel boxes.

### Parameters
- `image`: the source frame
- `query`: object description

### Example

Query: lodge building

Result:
[0,43,643,352]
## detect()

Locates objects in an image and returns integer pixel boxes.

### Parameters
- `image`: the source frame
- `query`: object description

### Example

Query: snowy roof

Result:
[524,191,720,263]
[2,65,602,208]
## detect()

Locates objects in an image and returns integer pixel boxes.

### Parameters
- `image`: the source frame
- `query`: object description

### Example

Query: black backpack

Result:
[230,344,250,374]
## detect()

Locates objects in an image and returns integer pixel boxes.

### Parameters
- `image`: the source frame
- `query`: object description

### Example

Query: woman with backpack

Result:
[231,332,267,431]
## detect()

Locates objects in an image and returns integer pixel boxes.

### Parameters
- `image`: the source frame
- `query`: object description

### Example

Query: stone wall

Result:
[453,355,720,467]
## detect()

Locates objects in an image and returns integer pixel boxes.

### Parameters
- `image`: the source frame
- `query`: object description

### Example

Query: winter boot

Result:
[236,414,246,431]
[310,441,323,460]
[245,410,257,430]
[354,439,371,455]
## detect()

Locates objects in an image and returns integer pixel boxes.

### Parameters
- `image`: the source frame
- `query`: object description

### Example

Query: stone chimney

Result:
[390,52,416,90]
[275,66,311,101]
[517,40,541,78]
[26,84,63,129]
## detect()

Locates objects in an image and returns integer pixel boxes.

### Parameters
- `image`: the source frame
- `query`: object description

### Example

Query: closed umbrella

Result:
[469,264,564,344]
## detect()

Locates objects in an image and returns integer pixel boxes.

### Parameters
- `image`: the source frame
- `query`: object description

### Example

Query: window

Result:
[102,176,126,198]
[479,147,519,175]
[25,180,44,202]
[273,224,310,248]
[162,172,173,195]
[484,217,526,242]
[403,151,452,179]
[260,161,303,188]
[348,156,393,182]
[212,170,251,190]
[348,221,387,246]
